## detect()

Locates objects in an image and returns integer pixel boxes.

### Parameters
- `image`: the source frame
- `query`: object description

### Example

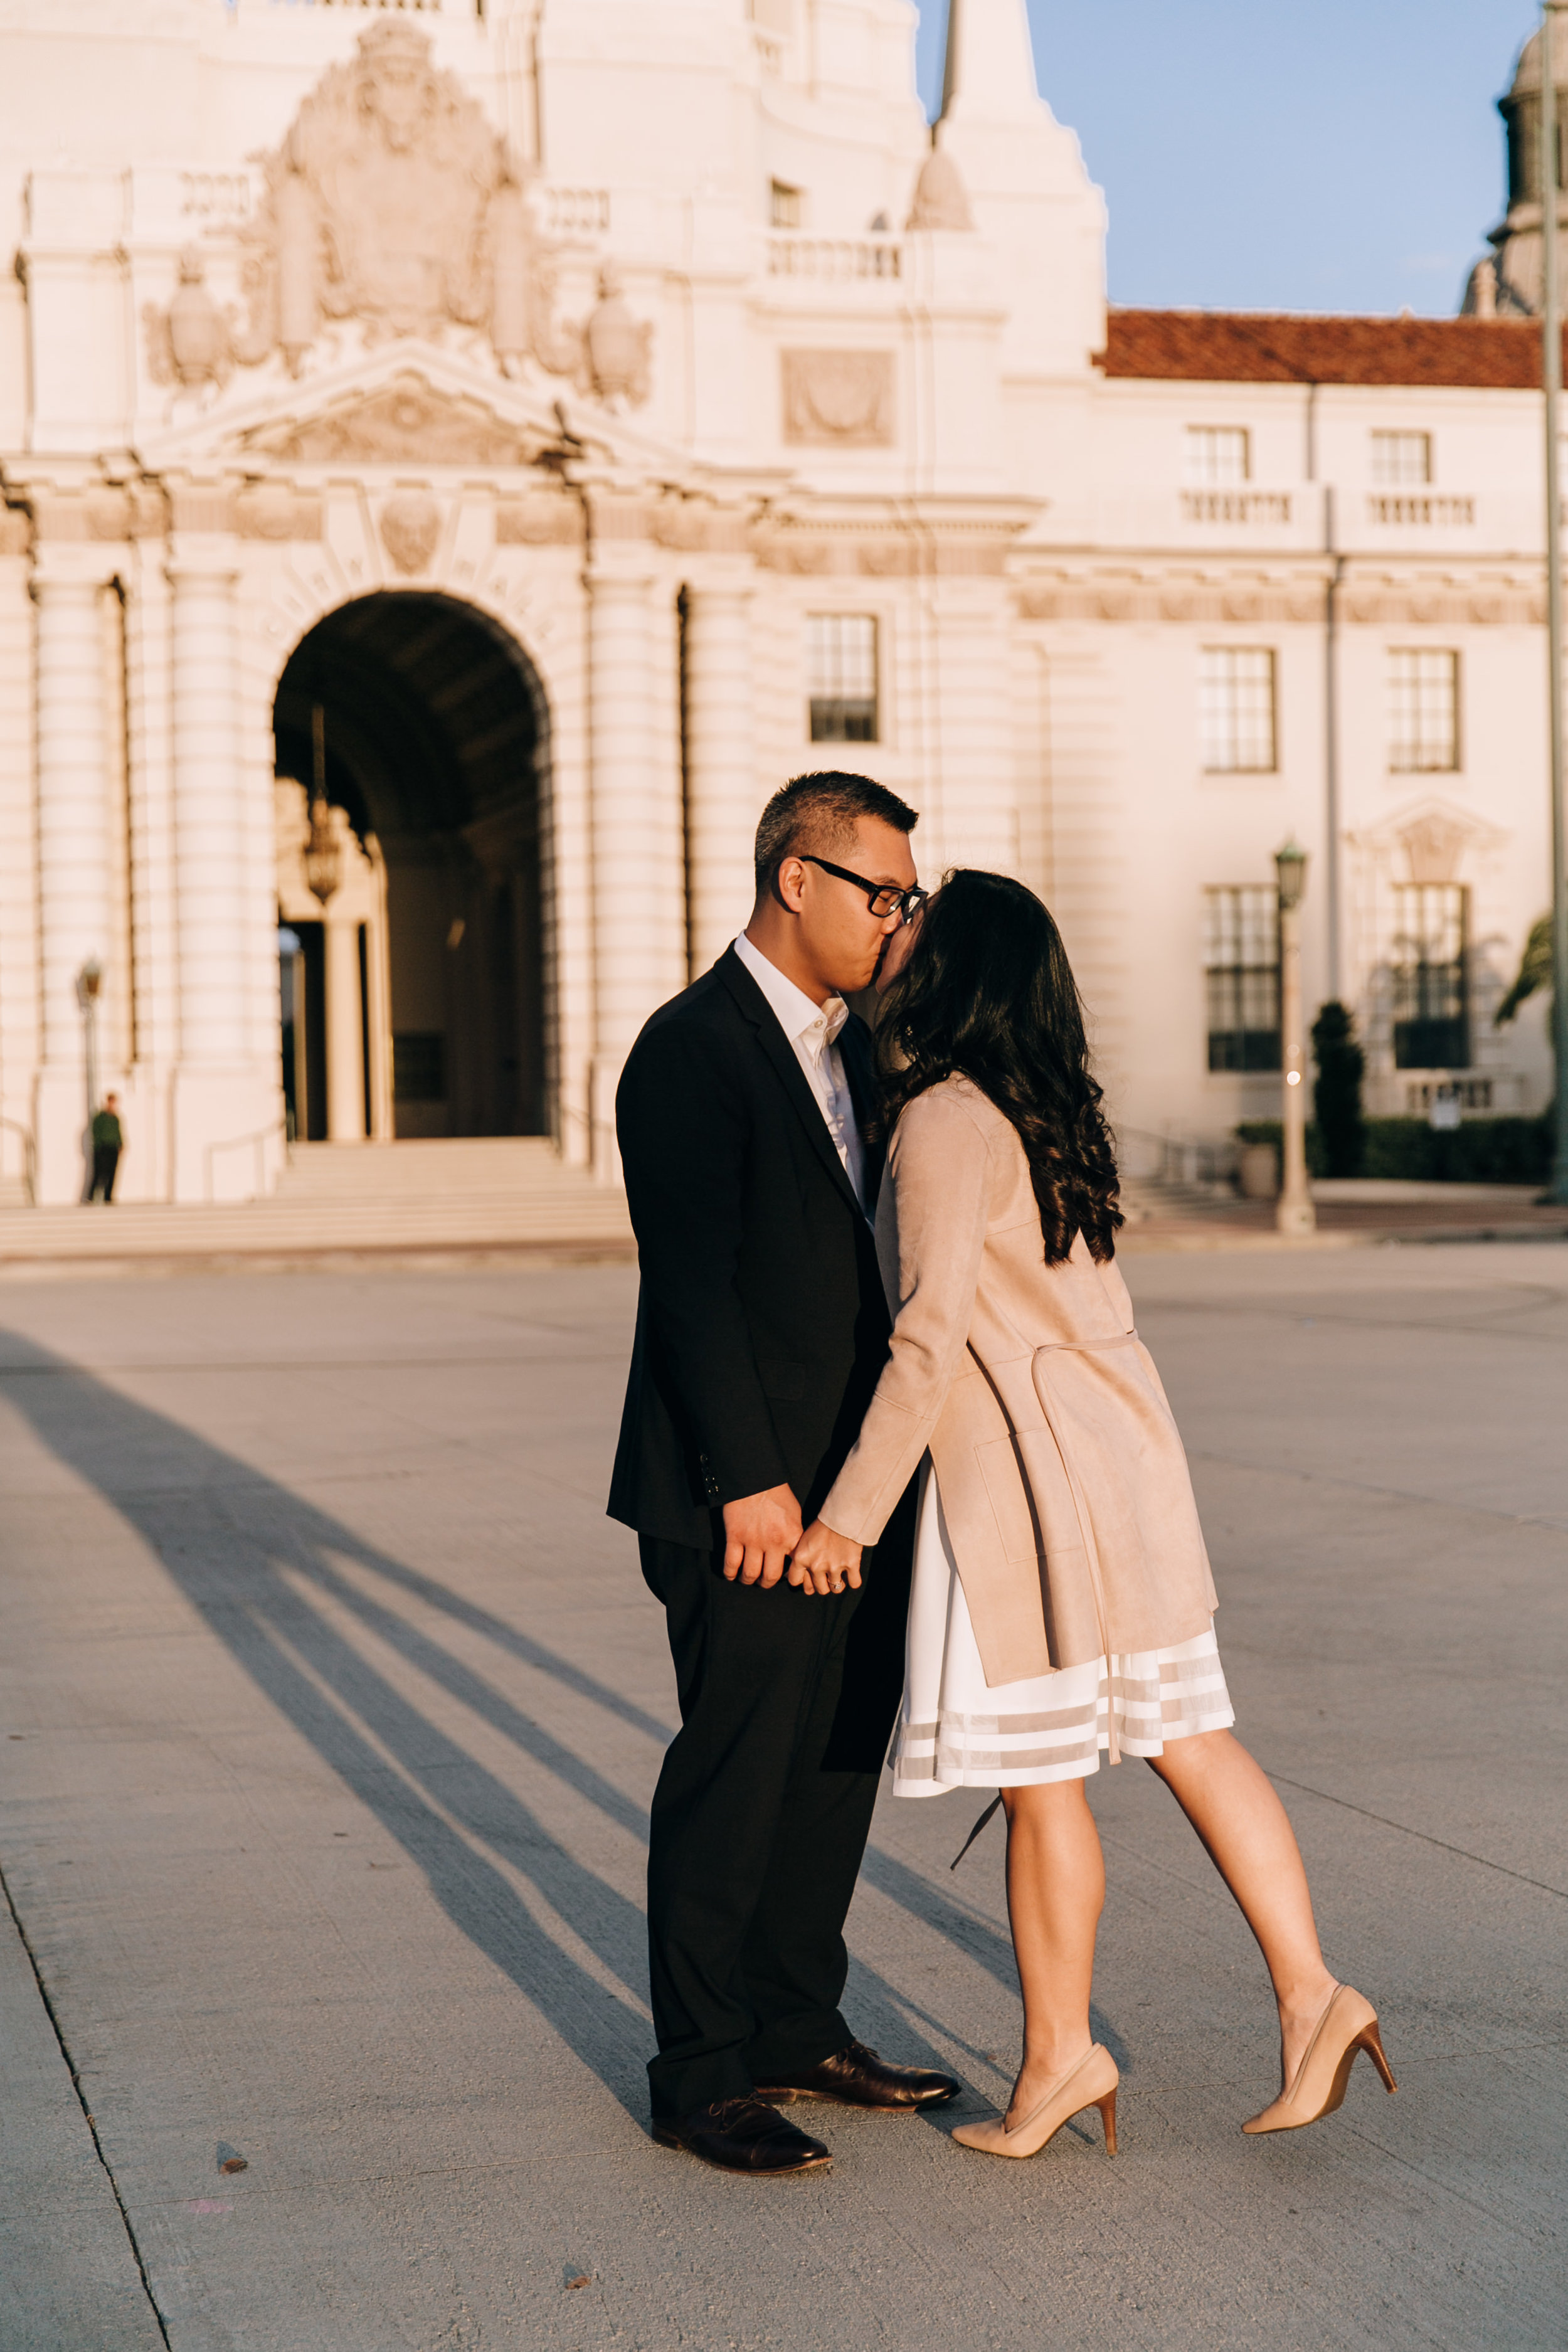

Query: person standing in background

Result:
[88,1094,123,1203]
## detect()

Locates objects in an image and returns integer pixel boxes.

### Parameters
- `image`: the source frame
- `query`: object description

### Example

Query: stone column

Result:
[586,499,685,1177]
[324,911,365,1143]
[682,563,758,977]
[31,553,113,1202]
[167,484,268,1197]
[0,514,40,1200]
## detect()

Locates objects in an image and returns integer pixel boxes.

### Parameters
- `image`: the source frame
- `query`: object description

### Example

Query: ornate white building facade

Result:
[0,0,1557,1203]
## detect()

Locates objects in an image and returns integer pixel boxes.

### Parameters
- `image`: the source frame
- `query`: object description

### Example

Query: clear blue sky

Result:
[913,2,1533,317]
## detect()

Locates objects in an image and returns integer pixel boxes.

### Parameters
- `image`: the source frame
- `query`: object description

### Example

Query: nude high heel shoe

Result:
[951,2044,1119,2160]
[1242,1983,1396,2135]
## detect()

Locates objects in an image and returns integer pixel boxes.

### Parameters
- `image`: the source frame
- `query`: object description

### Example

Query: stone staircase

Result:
[0,1138,635,1271]
[1118,1172,1242,1225]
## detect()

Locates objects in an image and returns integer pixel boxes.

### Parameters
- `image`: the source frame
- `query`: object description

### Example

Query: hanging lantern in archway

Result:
[304,700,341,906]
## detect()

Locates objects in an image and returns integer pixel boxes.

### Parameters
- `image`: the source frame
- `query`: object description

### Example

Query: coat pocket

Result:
[973,1434,1045,1564]
[975,1424,1087,1566]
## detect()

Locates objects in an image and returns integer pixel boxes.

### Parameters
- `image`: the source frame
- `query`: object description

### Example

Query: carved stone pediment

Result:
[172,20,653,410]
[241,371,549,468]
[1347,797,1508,878]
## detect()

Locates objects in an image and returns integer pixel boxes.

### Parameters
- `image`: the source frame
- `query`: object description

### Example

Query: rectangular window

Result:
[1184,426,1250,487]
[1199,647,1276,773]
[770,179,802,230]
[1204,887,1280,1072]
[1371,430,1432,486]
[1392,884,1469,1069]
[1388,648,1459,771]
[807,613,878,742]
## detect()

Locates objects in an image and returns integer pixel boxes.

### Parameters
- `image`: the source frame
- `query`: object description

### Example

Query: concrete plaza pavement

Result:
[0,1244,1563,2351]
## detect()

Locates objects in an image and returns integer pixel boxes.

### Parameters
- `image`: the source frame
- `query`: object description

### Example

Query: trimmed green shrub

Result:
[1310,1001,1365,1177]
[1236,1115,1552,1185]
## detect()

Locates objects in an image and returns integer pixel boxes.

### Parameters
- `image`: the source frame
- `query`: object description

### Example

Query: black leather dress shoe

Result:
[651,2095,832,2175]
[755,2039,962,2111]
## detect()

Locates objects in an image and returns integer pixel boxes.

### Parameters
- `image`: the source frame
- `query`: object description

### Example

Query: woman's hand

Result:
[788,1519,864,1597]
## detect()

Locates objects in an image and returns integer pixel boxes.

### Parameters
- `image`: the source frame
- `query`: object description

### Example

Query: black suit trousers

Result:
[640,1480,914,2119]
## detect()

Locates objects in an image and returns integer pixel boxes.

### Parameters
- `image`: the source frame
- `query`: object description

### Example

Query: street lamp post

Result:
[76,958,103,1142]
[1275,840,1316,1236]
[1539,0,1568,1200]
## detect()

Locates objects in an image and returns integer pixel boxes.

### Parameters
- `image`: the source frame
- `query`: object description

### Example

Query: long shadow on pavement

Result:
[0,1333,1025,2114]
[0,1333,660,2116]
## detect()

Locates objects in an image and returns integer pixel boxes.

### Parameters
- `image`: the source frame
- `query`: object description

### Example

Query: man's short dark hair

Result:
[753,771,918,890]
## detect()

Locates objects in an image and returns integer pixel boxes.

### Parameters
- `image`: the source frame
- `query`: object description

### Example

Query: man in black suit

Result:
[610,771,960,2175]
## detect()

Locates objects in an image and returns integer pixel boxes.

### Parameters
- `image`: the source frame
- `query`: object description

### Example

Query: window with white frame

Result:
[1388,649,1459,771]
[1392,883,1469,1068]
[1199,647,1276,772]
[1371,430,1432,486]
[1184,426,1250,487]
[1204,887,1280,1072]
[807,614,878,742]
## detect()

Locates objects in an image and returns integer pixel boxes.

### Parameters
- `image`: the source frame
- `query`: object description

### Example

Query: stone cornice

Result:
[1014,566,1547,627]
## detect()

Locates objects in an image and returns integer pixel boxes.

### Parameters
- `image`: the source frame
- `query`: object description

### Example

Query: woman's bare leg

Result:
[999,1779,1104,2123]
[1148,1729,1337,2085]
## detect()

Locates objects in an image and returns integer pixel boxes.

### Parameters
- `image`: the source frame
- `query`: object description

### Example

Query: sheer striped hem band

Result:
[890,1629,1234,1793]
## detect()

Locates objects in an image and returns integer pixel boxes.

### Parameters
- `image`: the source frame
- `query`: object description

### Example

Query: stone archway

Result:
[273,593,549,1142]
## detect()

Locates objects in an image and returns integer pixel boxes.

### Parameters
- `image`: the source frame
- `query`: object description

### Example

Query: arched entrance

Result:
[273,593,548,1142]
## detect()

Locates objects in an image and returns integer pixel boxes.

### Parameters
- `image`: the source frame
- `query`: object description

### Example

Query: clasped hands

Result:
[721,1483,864,1597]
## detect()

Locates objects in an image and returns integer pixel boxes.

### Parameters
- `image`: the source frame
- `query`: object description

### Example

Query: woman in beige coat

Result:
[792,872,1395,2161]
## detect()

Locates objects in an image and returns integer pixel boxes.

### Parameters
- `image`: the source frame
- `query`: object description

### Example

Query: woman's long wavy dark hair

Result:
[874,870,1122,1264]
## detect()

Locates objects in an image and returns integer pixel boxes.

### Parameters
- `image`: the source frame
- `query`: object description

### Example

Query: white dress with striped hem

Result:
[891,1461,1235,1796]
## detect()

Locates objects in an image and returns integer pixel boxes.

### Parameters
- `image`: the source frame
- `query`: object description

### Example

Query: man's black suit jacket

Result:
[608,946,892,1550]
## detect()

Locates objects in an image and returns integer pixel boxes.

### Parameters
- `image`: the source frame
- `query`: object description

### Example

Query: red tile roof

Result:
[1098,310,1564,390]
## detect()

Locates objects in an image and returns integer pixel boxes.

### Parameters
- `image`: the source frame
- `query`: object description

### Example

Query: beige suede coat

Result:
[821,1076,1219,1687]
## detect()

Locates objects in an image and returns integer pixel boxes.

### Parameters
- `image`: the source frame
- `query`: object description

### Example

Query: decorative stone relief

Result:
[379,489,442,575]
[856,539,915,578]
[243,373,547,468]
[144,250,233,396]
[209,21,637,401]
[85,490,136,543]
[781,351,894,447]
[1401,812,1471,887]
[753,528,837,575]
[495,494,584,547]
[235,484,322,543]
[906,146,975,234]
[581,266,653,409]
[1015,571,1539,628]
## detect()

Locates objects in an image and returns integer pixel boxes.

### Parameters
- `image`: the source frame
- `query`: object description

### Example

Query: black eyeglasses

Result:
[798,855,929,927]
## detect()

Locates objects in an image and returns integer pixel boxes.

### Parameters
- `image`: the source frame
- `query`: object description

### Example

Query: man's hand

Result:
[722,1484,803,1589]
[788,1519,864,1597]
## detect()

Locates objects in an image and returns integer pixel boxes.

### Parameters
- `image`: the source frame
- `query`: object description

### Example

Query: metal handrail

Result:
[1116,1125,1240,1193]
[203,1118,290,1204]
[0,1115,36,1205]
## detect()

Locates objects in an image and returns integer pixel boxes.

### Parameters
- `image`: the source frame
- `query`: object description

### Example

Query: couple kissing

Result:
[608,772,1394,2178]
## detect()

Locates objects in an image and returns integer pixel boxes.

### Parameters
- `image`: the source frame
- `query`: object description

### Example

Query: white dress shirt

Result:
[733,931,867,1209]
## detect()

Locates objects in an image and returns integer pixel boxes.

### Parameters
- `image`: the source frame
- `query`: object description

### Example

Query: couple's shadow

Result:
[0,1330,1099,2124]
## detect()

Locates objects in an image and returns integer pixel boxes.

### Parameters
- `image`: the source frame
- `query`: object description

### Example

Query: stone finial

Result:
[582,265,653,408]
[906,146,975,234]
[144,248,233,395]
[1466,257,1498,319]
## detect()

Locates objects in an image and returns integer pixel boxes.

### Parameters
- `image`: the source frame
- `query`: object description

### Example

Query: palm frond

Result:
[1494,913,1554,1025]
